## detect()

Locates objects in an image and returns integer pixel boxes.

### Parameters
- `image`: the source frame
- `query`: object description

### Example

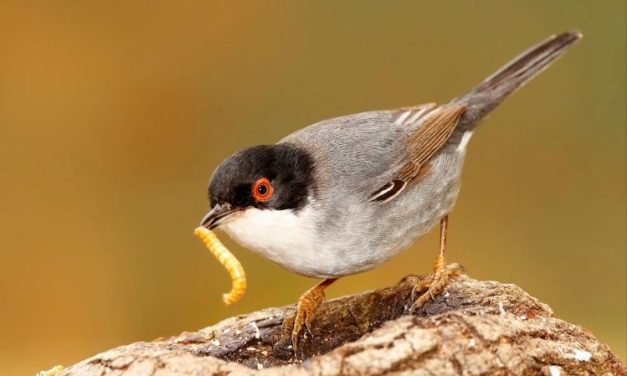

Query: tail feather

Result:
[452,31,582,134]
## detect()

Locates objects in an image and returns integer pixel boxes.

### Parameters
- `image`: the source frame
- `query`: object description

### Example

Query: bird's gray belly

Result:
[317,150,465,277]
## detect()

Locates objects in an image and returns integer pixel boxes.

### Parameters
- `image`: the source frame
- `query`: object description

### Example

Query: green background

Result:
[0,1,624,373]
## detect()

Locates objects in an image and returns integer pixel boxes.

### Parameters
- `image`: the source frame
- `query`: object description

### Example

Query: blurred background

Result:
[0,1,624,373]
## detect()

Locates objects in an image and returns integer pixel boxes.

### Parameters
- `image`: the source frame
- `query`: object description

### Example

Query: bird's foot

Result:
[282,280,332,358]
[409,262,465,313]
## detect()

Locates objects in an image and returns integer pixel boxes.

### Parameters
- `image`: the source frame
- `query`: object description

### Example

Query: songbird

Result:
[199,31,582,353]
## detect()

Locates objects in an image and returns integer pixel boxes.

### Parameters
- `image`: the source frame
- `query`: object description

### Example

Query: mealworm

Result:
[194,226,246,305]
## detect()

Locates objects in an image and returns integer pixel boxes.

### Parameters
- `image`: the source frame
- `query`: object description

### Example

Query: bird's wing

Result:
[369,103,466,203]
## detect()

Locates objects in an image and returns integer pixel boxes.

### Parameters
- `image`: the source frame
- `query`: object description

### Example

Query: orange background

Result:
[0,1,624,373]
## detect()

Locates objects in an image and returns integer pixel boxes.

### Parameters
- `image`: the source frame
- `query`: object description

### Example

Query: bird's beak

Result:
[199,204,238,230]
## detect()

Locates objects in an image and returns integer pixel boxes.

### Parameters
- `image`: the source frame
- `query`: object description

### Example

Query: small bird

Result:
[199,31,581,353]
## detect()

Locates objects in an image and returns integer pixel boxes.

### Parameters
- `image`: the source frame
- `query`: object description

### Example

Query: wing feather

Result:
[369,103,465,202]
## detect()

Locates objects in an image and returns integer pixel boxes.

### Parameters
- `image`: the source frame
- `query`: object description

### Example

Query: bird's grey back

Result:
[280,110,408,197]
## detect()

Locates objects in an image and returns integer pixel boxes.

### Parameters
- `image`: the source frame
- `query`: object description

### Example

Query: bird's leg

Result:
[282,278,337,356]
[410,215,465,312]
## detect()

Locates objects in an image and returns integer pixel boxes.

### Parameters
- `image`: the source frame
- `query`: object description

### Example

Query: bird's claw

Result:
[410,262,465,313]
[282,285,327,358]
[283,302,316,358]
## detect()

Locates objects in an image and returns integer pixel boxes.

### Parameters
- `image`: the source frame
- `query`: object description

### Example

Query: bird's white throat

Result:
[220,204,322,276]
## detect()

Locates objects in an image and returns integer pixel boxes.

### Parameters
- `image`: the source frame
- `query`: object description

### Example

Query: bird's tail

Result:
[452,31,582,134]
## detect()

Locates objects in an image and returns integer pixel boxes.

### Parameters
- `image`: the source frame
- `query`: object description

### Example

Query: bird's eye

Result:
[252,177,273,202]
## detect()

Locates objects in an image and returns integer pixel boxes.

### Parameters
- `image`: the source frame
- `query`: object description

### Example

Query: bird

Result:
[198,31,582,355]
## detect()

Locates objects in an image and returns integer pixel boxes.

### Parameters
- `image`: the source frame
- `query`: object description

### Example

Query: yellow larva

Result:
[194,226,246,305]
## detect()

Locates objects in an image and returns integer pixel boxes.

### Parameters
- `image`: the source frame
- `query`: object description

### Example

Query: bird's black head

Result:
[200,143,315,229]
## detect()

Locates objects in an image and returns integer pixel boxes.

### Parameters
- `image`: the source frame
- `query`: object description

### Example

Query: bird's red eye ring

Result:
[252,177,273,202]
